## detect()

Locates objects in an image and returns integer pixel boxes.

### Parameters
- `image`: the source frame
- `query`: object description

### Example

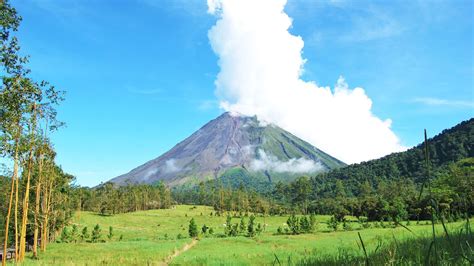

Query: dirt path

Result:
[163,239,198,265]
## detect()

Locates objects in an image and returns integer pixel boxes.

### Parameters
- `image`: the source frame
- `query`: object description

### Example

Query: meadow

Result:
[18,205,470,265]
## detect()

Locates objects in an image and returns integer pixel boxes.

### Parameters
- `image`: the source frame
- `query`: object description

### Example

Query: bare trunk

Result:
[19,104,36,261]
[14,163,19,262]
[33,149,44,258]
[2,133,20,266]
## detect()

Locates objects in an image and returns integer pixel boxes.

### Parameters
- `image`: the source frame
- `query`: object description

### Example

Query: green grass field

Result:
[19,205,469,265]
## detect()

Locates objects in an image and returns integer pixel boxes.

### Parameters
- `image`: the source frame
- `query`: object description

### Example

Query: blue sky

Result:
[12,0,473,187]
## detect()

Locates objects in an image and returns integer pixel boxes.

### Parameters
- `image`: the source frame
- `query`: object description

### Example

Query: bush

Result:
[201,224,208,234]
[91,224,102,243]
[60,227,71,243]
[107,226,114,240]
[277,226,283,235]
[188,218,198,238]
[239,217,246,234]
[328,216,339,231]
[71,224,79,243]
[81,226,90,242]
[248,215,256,237]
[343,221,352,231]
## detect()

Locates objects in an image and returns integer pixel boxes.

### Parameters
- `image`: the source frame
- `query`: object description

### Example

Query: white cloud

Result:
[207,0,405,164]
[250,150,322,173]
[412,97,474,108]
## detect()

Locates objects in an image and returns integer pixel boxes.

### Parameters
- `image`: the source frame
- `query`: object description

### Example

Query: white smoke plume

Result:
[250,149,322,173]
[207,0,405,164]
[163,159,180,173]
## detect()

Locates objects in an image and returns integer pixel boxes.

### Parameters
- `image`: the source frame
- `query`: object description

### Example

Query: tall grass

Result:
[297,222,473,265]
[296,130,473,265]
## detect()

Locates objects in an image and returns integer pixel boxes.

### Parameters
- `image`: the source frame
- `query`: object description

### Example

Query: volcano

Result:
[109,112,345,187]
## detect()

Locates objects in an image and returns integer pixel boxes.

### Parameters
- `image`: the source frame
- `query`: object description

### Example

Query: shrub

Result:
[107,226,114,240]
[277,226,283,235]
[343,221,352,231]
[71,224,79,243]
[239,217,246,233]
[81,226,90,242]
[60,227,71,243]
[91,224,102,243]
[328,216,339,231]
[188,218,198,238]
[201,224,208,234]
[248,215,256,237]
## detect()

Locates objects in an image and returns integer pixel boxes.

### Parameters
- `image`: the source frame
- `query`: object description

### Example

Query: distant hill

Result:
[315,118,473,195]
[109,112,345,187]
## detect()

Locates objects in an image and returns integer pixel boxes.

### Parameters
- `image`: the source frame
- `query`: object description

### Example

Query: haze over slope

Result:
[109,112,345,186]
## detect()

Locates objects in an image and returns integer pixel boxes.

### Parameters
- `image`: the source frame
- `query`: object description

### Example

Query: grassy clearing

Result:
[18,205,469,265]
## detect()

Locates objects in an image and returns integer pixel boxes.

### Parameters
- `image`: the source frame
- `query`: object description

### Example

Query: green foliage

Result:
[91,224,102,243]
[71,224,79,243]
[81,226,90,242]
[248,215,256,237]
[239,217,246,233]
[107,226,114,240]
[188,218,198,238]
[60,227,71,243]
[328,216,339,231]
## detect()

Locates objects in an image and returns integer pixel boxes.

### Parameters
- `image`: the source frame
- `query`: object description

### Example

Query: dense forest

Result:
[173,119,473,222]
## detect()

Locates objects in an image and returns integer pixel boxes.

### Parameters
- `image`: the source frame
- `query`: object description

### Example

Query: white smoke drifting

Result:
[207,0,405,164]
[250,150,322,173]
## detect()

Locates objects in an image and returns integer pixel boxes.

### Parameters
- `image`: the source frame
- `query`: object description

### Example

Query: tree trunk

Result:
[14,157,19,262]
[32,152,43,258]
[19,104,36,261]
[2,131,20,266]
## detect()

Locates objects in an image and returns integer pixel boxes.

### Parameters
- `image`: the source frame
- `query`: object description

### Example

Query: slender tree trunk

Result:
[14,156,19,262]
[2,131,20,266]
[41,179,53,251]
[32,152,43,258]
[33,120,46,258]
[19,104,36,261]
[40,170,48,252]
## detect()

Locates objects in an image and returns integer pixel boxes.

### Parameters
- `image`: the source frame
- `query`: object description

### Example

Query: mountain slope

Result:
[109,112,345,187]
[315,118,473,195]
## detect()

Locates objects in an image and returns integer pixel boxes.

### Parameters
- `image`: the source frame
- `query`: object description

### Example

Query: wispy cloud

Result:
[340,8,404,42]
[412,97,474,108]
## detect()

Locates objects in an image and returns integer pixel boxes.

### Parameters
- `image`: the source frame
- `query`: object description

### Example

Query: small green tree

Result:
[81,226,90,242]
[309,214,317,232]
[328,216,339,231]
[188,218,198,238]
[247,215,256,237]
[230,224,239,236]
[201,224,208,234]
[107,226,114,240]
[287,215,300,234]
[239,217,246,234]
[71,224,79,243]
[91,224,102,243]
[225,214,232,236]
[256,223,263,235]
[60,227,71,243]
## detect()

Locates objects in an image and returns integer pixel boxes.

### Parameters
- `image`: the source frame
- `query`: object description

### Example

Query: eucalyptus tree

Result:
[1,0,65,262]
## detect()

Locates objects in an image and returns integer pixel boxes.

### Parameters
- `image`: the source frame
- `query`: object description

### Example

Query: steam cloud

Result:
[250,149,322,174]
[207,0,405,164]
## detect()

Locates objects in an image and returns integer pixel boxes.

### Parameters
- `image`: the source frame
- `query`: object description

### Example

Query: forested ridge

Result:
[173,118,473,222]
